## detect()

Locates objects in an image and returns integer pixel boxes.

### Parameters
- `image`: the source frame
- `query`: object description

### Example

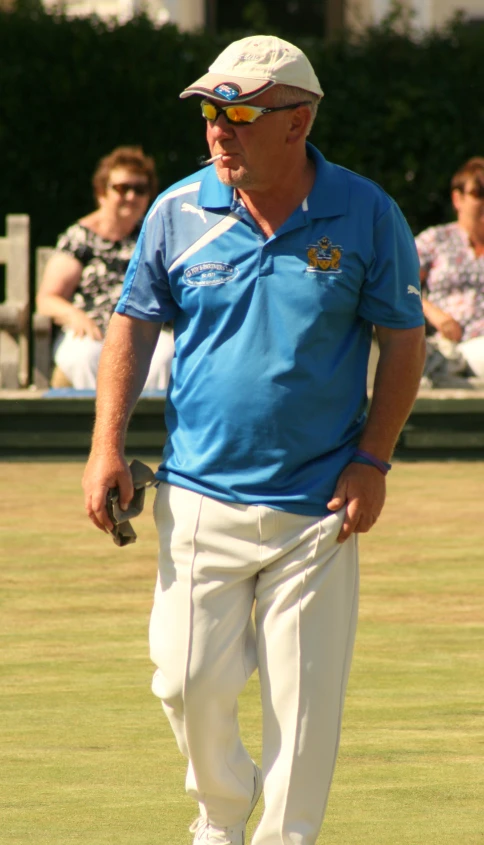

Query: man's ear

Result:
[286,106,311,144]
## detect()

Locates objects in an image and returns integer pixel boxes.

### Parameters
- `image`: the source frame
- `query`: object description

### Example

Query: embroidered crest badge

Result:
[306,236,343,273]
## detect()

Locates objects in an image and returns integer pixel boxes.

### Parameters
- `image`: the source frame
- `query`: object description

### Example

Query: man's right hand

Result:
[82,452,134,533]
[81,314,160,533]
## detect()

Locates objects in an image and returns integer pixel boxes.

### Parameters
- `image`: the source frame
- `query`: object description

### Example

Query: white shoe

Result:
[189,764,263,845]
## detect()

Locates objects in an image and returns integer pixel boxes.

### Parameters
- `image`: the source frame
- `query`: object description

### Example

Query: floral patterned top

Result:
[56,221,142,334]
[415,222,484,341]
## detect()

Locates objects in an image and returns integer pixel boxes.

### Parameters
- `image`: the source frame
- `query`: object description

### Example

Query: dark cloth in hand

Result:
[106,459,157,546]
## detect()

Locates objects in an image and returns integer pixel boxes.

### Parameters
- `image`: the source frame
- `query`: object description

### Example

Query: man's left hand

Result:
[327,462,387,543]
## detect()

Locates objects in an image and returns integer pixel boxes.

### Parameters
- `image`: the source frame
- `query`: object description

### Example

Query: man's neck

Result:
[237,155,316,238]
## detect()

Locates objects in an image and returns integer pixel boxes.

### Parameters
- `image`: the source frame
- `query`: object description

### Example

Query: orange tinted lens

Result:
[201,101,218,120]
[225,105,258,123]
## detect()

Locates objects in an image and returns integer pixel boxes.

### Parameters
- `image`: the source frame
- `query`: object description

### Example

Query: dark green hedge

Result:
[1,7,484,263]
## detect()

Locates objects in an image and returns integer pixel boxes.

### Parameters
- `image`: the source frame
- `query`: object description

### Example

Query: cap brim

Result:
[179,73,275,102]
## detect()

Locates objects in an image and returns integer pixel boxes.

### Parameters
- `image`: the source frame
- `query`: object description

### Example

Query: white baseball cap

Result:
[180,35,324,103]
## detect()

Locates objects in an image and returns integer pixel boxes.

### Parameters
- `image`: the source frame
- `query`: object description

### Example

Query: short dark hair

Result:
[92,146,158,202]
[270,84,320,136]
[450,156,484,193]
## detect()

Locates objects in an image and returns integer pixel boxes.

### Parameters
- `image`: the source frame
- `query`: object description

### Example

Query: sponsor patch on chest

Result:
[183,262,239,286]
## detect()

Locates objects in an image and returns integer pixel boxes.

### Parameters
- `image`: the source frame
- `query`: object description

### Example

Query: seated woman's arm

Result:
[420,269,463,342]
[36,252,103,340]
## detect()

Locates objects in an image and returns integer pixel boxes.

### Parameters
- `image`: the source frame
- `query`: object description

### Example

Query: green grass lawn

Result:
[0,460,483,844]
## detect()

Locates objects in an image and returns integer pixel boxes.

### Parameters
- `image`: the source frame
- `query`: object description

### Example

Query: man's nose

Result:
[210,112,234,134]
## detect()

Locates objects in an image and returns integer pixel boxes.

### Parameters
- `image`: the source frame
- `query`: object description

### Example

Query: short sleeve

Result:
[115,206,179,323]
[357,201,424,329]
[414,226,437,276]
[55,224,93,265]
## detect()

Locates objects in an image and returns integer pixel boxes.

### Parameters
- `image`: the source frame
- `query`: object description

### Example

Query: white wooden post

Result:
[33,247,55,389]
[176,0,204,30]
[0,214,30,388]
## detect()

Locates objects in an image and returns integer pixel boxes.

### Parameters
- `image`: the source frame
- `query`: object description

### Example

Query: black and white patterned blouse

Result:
[415,222,484,342]
[56,222,142,334]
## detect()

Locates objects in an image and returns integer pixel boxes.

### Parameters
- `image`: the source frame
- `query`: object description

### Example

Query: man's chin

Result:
[216,166,252,189]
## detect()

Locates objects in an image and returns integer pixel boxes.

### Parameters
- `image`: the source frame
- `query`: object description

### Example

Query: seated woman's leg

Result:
[53,329,103,389]
[144,327,175,390]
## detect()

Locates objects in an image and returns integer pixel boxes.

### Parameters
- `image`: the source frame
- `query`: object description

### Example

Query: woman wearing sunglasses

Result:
[416,156,484,381]
[36,145,174,389]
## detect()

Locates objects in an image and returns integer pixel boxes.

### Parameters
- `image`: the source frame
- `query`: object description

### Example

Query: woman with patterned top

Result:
[415,156,484,379]
[37,146,174,389]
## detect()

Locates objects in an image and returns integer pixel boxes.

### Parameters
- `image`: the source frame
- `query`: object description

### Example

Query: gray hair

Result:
[270,85,321,136]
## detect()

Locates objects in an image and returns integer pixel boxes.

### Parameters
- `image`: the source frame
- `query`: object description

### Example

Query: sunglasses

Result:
[109,182,150,197]
[200,98,312,126]
[463,186,484,199]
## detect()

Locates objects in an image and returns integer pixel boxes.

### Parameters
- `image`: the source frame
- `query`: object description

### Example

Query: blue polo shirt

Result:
[116,144,424,515]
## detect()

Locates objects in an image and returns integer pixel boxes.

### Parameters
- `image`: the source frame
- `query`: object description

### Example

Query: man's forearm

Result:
[90,314,160,455]
[359,325,426,462]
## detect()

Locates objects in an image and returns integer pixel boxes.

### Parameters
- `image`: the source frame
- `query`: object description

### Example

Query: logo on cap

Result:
[213,83,241,100]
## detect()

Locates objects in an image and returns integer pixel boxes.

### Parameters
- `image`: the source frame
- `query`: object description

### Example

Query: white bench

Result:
[0,215,30,388]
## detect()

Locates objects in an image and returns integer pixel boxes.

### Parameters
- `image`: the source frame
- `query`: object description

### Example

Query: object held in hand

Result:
[106,459,157,546]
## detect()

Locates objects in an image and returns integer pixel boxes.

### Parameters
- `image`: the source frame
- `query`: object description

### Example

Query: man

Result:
[83,35,426,845]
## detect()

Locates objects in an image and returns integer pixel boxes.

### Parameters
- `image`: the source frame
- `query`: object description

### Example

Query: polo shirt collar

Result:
[306,143,349,219]
[197,142,349,219]
[198,165,233,210]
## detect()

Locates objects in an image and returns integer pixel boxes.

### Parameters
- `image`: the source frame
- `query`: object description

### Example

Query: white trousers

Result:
[150,484,359,845]
[53,327,175,390]
[459,335,484,378]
